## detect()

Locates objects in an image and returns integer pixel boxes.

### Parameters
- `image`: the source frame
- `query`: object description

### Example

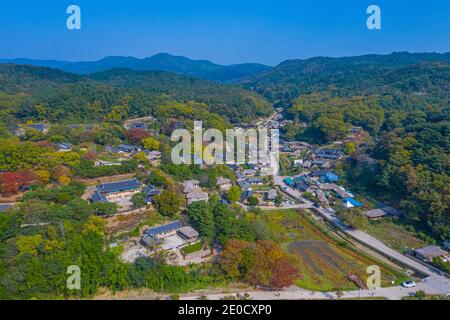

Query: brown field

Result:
[250,209,407,291]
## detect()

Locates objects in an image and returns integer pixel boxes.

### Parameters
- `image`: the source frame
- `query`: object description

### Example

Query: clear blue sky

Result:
[0,0,448,65]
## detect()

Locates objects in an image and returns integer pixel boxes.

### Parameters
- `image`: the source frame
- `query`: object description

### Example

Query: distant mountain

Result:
[0,53,272,82]
[239,52,450,105]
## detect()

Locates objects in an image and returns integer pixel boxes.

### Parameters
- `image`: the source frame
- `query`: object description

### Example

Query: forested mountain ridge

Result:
[0,64,272,125]
[240,52,450,106]
[0,53,272,82]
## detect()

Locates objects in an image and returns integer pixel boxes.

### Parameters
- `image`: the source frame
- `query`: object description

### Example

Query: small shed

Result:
[414,246,447,262]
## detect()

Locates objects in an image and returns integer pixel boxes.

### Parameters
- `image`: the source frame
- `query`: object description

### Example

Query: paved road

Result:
[178,278,449,300]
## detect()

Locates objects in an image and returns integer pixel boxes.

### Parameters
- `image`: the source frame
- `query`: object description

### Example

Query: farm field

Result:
[365,219,428,252]
[249,209,407,291]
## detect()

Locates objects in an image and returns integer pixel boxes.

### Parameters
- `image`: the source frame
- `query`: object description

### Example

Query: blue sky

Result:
[0,0,448,65]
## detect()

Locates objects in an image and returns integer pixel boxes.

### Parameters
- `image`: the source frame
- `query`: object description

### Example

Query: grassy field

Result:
[248,209,407,292]
[365,219,427,252]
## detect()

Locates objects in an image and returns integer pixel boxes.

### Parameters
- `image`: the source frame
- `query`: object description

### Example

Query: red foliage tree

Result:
[0,170,37,196]
[125,128,150,144]
[270,257,300,289]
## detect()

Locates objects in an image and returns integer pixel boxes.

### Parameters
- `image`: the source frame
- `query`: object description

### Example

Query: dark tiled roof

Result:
[28,124,47,131]
[145,221,183,237]
[97,179,141,194]
[143,185,162,196]
[130,122,148,130]
[0,204,13,212]
[90,189,108,203]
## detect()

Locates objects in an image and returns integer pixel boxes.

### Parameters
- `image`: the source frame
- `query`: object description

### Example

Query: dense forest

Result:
[0,64,272,126]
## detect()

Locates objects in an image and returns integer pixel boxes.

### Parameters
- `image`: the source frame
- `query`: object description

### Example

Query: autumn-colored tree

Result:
[52,165,72,186]
[125,128,150,144]
[219,239,299,289]
[35,170,51,184]
[218,239,251,278]
[0,170,37,196]
[83,150,97,161]
[141,137,160,151]
[270,257,300,289]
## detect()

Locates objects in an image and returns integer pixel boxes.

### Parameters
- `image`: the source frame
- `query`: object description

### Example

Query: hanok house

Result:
[413,246,448,263]
[186,190,209,205]
[243,169,257,177]
[265,189,278,205]
[27,123,49,133]
[182,180,201,194]
[144,150,162,163]
[247,177,264,186]
[216,177,232,191]
[177,226,200,242]
[142,185,162,204]
[56,143,72,152]
[105,144,140,155]
[237,179,250,191]
[130,122,148,130]
[141,221,183,247]
[315,149,343,160]
[364,209,388,221]
[315,190,329,206]
[90,179,142,203]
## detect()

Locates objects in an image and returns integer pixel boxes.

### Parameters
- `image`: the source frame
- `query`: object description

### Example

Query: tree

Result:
[131,193,146,209]
[248,196,259,206]
[339,208,369,230]
[0,170,37,196]
[35,170,51,184]
[344,142,357,155]
[214,204,254,245]
[270,257,299,289]
[125,128,150,143]
[92,202,117,216]
[134,151,148,163]
[187,201,215,241]
[146,170,168,187]
[153,190,182,217]
[227,186,241,203]
[274,195,284,207]
[413,290,427,300]
[219,239,299,289]
[142,137,160,151]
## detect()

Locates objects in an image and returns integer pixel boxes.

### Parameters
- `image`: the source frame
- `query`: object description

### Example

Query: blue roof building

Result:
[284,177,295,187]
[96,179,141,194]
[343,198,362,208]
[320,172,340,183]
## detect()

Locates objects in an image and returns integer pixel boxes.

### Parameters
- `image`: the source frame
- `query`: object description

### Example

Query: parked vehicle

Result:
[402,281,416,288]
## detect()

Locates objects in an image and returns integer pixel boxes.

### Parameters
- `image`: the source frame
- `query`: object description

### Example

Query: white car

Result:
[402,281,416,288]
